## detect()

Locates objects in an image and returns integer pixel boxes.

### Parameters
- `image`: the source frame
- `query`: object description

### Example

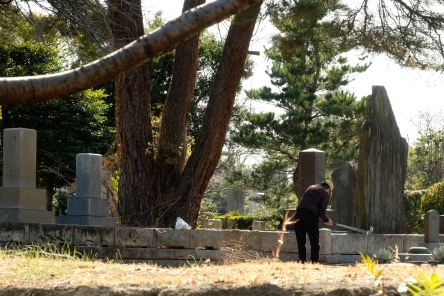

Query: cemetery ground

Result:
[1,246,444,296]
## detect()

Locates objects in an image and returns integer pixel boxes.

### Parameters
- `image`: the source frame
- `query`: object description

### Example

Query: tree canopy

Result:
[230,0,367,198]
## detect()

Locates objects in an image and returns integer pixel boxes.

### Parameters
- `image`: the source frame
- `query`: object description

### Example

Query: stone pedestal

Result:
[208,219,222,229]
[57,153,115,226]
[252,221,266,231]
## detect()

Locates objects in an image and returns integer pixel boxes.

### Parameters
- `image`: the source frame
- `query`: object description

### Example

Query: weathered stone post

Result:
[56,153,116,226]
[0,128,54,224]
[331,162,356,227]
[296,148,326,201]
[226,189,245,214]
[355,86,407,234]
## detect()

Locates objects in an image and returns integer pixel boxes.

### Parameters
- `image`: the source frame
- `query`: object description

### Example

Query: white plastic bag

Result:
[175,217,191,230]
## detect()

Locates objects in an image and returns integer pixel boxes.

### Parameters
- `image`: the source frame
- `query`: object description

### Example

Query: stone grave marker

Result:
[226,188,245,214]
[331,162,356,227]
[0,128,54,224]
[296,148,326,202]
[56,153,116,226]
[355,86,407,234]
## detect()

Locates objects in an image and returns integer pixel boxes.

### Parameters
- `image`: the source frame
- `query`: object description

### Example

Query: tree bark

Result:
[156,0,205,196]
[157,2,263,228]
[108,0,154,226]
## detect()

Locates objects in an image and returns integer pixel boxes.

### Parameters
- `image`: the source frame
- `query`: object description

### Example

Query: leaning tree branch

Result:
[392,0,443,29]
[0,0,262,104]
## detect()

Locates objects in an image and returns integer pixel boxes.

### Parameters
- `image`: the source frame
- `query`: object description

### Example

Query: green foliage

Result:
[360,252,384,281]
[408,272,444,295]
[407,130,444,190]
[52,187,72,214]
[0,42,114,192]
[0,42,61,76]
[214,211,254,230]
[421,181,444,215]
[2,242,98,262]
[404,190,426,234]
[430,246,444,263]
[372,248,394,264]
[230,0,367,199]
[185,255,204,268]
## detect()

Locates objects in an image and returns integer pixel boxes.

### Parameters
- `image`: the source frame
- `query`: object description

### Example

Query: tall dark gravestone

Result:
[296,148,326,202]
[355,86,407,234]
[331,162,356,227]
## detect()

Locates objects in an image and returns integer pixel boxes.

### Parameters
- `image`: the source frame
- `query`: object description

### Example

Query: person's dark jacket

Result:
[296,184,330,222]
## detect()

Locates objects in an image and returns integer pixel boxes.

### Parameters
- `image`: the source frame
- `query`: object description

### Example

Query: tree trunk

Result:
[158,2,263,228]
[156,0,205,198]
[109,0,154,226]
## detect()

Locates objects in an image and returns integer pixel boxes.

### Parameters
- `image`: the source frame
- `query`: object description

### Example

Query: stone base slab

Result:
[66,196,110,216]
[0,223,223,250]
[0,187,46,209]
[0,208,54,224]
[56,215,116,227]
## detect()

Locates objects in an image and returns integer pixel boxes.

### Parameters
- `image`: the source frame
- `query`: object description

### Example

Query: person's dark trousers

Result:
[294,209,320,263]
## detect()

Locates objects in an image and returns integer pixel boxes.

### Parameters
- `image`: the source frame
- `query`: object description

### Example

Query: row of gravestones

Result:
[284,86,406,235]
[0,128,115,226]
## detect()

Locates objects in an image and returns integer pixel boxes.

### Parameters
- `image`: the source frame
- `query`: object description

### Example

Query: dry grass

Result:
[1,249,444,292]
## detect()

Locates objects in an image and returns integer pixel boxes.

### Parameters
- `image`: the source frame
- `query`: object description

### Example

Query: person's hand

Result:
[324,218,333,226]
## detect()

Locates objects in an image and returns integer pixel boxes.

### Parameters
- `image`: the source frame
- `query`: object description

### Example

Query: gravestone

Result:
[355,86,407,234]
[296,148,326,202]
[331,162,356,227]
[287,148,328,230]
[419,210,443,251]
[0,128,54,224]
[226,189,245,214]
[424,209,439,244]
[252,221,266,231]
[56,153,116,226]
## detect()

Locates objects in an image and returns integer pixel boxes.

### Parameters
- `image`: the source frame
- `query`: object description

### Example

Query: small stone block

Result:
[28,223,73,245]
[260,231,281,252]
[0,222,28,244]
[189,229,222,249]
[0,187,47,210]
[208,219,222,229]
[114,227,154,248]
[0,208,54,224]
[408,247,432,254]
[72,225,114,246]
[223,230,261,251]
[66,197,110,217]
[252,221,266,231]
[195,249,226,260]
[56,215,116,227]
[155,228,190,248]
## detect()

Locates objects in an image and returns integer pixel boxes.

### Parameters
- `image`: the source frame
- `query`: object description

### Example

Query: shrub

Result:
[422,181,444,215]
[214,211,254,230]
[404,190,425,234]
